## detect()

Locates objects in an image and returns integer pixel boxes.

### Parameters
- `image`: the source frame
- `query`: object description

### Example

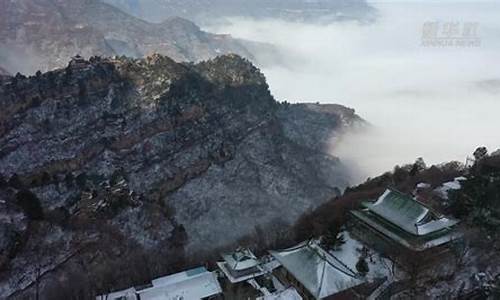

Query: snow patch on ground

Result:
[330,231,392,280]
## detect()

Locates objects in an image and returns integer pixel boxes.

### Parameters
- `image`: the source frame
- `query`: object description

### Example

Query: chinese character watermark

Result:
[421,21,480,47]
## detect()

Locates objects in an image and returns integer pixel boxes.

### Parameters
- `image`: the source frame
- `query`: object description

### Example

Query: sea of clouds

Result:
[206,0,500,183]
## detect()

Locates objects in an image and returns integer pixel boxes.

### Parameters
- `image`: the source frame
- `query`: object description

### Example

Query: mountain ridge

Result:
[0,54,363,298]
[0,0,253,75]
[104,0,377,24]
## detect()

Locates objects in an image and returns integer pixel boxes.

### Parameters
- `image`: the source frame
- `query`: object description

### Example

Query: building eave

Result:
[350,210,460,251]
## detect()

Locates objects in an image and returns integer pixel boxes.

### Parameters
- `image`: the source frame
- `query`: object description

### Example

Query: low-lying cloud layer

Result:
[206,1,500,183]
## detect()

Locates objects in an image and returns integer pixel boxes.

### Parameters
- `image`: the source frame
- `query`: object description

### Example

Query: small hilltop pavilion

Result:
[217,248,268,283]
[350,188,460,254]
[217,247,301,298]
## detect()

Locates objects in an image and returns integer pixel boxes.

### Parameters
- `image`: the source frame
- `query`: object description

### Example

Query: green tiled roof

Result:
[350,210,458,251]
[363,189,458,236]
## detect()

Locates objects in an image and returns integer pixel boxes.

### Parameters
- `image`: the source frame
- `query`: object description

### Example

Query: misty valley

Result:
[0,1,499,299]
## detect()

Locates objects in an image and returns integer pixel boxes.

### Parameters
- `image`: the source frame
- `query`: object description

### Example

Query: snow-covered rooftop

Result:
[141,267,221,300]
[257,287,303,300]
[96,287,137,300]
[97,266,222,300]
[269,241,363,299]
[351,209,462,251]
[434,177,465,200]
[416,182,431,189]
[221,248,259,271]
[217,257,280,283]
[365,189,458,236]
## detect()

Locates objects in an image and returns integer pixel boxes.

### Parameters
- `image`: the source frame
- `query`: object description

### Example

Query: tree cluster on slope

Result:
[449,147,500,231]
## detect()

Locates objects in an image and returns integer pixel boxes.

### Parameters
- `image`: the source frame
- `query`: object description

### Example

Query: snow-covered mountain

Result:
[0,54,363,298]
[0,0,253,74]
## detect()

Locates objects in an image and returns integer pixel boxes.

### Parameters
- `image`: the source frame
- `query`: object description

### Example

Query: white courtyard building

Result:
[96,266,222,300]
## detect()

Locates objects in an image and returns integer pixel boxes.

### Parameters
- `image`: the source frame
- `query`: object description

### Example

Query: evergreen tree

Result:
[0,174,5,187]
[16,190,44,220]
[321,223,345,251]
[473,147,488,161]
[356,257,369,276]
[8,173,24,189]
[410,157,426,176]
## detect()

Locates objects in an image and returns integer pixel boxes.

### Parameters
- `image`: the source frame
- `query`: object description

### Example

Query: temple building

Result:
[96,266,222,300]
[217,248,267,283]
[269,241,381,300]
[349,188,461,254]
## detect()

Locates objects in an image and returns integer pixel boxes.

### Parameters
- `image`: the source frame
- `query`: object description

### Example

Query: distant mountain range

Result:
[0,66,9,76]
[0,0,253,75]
[104,0,376,24]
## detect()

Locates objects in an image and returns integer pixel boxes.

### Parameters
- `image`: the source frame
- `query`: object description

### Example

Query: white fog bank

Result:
[206,1,500,183]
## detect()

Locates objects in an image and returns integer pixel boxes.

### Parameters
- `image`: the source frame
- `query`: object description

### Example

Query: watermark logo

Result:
[421,21,480,47]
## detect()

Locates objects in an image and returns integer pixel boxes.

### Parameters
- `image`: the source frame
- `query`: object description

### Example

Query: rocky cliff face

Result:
[0,54,362,298]
[0,0,252,75]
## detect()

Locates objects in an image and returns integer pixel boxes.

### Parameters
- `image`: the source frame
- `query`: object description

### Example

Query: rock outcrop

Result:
[0,0,252,75]
[0,54,362,298]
